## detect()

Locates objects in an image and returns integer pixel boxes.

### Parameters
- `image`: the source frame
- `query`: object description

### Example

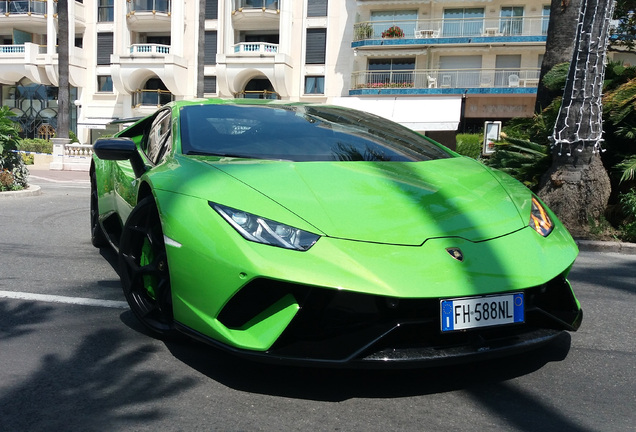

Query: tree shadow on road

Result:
[0,321,196,431]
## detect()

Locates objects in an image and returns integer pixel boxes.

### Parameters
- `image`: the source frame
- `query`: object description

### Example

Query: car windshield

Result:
[179,104,452,162]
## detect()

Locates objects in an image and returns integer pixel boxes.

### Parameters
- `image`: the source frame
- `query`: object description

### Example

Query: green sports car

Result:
[91,98,582,367]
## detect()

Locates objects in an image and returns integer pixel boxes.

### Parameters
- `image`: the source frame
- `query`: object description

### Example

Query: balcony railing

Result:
[351,69,541,90]
[354,16,549,41]
[233,42,278,55]
[132,89,174,107]
[235,90,280,99]
[130,44,171,55]
[0,45,26,54]
[233,0,278,11]
[127,0,171,14]
[0,0,47,15]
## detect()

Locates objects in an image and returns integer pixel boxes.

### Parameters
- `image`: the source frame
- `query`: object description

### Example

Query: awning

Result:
[77,118,117,130]
[330,96,462,132]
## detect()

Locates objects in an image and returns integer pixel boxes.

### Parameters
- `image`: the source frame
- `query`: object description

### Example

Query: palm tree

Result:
[534,0,582,113]
[536,0,616,237]
[57,0,69,139]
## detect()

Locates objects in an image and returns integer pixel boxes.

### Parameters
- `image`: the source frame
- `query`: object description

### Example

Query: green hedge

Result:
[19,138,53,154]
[455,133,483,159]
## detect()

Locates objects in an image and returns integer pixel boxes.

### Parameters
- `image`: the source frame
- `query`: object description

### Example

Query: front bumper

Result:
[175,274,582,367]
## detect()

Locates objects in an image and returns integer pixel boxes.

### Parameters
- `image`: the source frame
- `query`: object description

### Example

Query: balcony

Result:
[0,0,49,33]
[132,89,174,108]
[130,43,171,55]
[0,0,47,15]
[353,16,548,47]
[111,44,188,96]
[231,0,279,31]
[0,42,86,87]
[233,0,278,11]
[233,42,278,56]
[350,68,541,96]
[127,0,171,32]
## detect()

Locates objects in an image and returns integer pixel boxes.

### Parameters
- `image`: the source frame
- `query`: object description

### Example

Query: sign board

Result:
[483,121,501,155]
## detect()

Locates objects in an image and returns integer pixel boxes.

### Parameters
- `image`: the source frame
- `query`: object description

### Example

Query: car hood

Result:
[206,157,529,246]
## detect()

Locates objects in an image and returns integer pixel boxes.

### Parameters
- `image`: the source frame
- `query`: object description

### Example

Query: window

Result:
[370,10,417,39]
[542,5,550,35]
[495,55,521,86]
[305,29,326,64]
[305,76,325,94]
[97,76,113,93]
[500,7,524,35]
[204,31,217,65]
[205,0,218,19]
[307,0,327,17]
[145,110,172,165]
[443,8,484,37]
[368,58,415,87]
[98,0,114,22]
[204,76,217,94]
[96,33,113,65]
[438,55,482,87]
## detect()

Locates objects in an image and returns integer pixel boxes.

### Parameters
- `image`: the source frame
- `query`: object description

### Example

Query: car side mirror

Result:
[94,137,147,178]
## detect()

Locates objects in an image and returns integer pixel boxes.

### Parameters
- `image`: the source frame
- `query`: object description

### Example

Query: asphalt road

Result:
[0,174,634,431]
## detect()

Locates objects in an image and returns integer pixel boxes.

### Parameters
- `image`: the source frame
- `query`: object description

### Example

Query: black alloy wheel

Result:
[119,196,176,338]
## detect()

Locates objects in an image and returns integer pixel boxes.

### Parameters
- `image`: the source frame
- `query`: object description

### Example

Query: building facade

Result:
[0,0,556,147]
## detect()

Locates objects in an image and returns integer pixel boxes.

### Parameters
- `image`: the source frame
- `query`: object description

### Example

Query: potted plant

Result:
[355,23,373,40]
[382,26,404,38]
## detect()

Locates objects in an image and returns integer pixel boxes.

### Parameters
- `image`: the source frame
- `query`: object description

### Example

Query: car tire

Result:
[90,170,108,248]
[119,196,177,338]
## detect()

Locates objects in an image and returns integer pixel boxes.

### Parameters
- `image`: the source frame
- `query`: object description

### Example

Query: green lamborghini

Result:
[91,99,582,367]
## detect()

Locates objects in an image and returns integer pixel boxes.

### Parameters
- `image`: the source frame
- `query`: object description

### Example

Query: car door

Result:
[113,108,172,223]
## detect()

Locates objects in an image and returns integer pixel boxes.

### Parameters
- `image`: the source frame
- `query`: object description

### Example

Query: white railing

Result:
[0,45,26,54]
[354,16,549,41]
[130,44,171,55]
[233,42,278,55]
[351,68,541,90]
[65,144,93,158]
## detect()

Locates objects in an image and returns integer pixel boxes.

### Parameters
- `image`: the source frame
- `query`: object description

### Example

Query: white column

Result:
[47,0,56,54]
[171,1,184,57]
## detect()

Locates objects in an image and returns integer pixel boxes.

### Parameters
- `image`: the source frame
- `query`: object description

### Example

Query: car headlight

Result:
[211,203,320,251]
[529,196,553,237]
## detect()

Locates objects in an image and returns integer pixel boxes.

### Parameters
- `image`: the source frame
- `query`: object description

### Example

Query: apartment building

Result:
[0,0,551,148]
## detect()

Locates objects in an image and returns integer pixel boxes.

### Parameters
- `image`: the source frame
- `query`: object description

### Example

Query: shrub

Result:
[0,105,28,190]
[19,138,53,154]
[619,188,636,241]
[455,133,483,159]
[0,169,16,191]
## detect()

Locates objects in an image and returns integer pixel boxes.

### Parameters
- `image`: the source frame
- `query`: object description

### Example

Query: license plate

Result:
[440,293,524,332]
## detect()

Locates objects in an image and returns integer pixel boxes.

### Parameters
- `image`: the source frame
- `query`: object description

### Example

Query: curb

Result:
[576,239,636,255]
[0,185,42,198]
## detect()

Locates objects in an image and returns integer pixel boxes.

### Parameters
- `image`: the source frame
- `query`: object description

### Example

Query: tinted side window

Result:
[146,110,172,165]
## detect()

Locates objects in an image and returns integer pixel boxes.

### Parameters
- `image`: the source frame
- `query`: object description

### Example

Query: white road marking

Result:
[28,175,90,184]
[0,290,128,309]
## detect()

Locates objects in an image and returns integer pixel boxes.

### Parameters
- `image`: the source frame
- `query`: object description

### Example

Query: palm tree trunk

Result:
[537,0,616,237]
[535,0,582,113]
[57,0,69,139]
[196,0,207,98]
